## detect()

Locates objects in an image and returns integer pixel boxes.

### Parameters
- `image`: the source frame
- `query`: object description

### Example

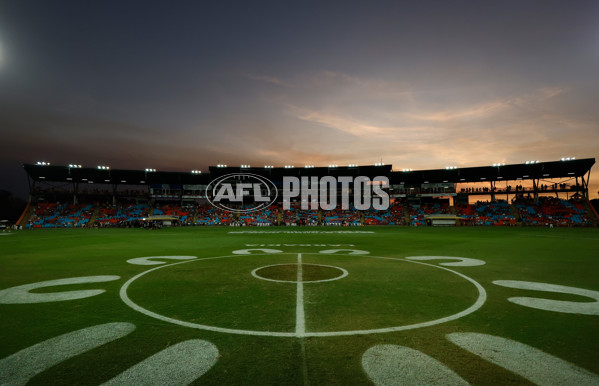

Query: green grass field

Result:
[1,227,598,385]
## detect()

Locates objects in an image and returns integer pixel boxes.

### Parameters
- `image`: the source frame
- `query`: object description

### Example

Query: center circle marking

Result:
[251,263,348,283]
[119,253,487,338]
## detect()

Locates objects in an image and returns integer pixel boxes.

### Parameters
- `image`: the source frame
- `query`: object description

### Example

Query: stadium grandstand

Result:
[18,158,598,228]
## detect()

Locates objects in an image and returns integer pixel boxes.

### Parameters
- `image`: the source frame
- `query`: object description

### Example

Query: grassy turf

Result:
[0,226,598,384]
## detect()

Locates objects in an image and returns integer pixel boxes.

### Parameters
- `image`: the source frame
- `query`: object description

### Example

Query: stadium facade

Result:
[18,158,598,228]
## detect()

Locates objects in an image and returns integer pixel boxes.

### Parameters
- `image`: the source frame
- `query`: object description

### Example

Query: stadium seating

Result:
[515,197,594,226]
[456,201,517,226]
[364,202,406,225]
[409,203,452,226]
[95,203,149,227]
[26,203,94,228]
[282,203,319,226]
[22,198,596,228]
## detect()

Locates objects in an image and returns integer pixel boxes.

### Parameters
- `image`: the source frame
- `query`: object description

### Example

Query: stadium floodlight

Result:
[402,168,413,172]
[36,161,50,166]
[217,164,227,168]
[264,165,274,169]
[445,166,457,170]
[39,176,45,179]
[374,162,384,166]
[284,165,295,169]
[97,165,110,170]
[304,165,314,168]
[191,170,202,174]
[121,180,126,183]
[492,163,505,167]
[66,177,72,181]
[68,164,82,168]
[328,164,338,168]
[561,157,575,161]
[144,168,156,172]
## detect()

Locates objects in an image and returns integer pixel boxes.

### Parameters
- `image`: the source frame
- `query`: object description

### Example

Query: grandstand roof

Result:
[389,158,594,185]
[23,158,594,186]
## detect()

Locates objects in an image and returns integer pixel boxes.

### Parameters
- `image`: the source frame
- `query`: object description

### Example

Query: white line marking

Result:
[120,254,487,337]
[318,249,370,255]
[0,322,135,385]
[447,332,599,385]
[0,276,120,304]
[362,344,469,385]
[405,256,485,267]
[300,337,309,386]
[296,253,306,336]
[102,339,218,385]
[493,280,599,315]
[251,263,348,283]
[126,256,197,266]
[232,248,283,255]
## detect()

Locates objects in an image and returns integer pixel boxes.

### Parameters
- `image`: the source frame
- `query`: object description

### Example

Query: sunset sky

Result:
[0,0,597,198]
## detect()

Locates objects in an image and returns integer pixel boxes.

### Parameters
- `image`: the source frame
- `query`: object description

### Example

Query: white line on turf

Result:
[493,280,599,315]
[0,276,121,304]
[296,253,306,336]
[446,332,599,385]
[126,256,197,266]
[405,256,485,267]
[362,344,469,386]
[0,322,135,385]
[120,254,487,337]
[102,339,218,385]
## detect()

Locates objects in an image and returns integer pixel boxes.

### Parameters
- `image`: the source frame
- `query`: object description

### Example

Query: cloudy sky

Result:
[0,0,598,198]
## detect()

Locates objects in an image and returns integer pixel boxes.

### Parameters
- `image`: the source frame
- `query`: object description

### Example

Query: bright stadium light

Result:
[264,165,274,169]
[97,165,110,170]
[561,156,575,161]
[217,164,227,168]
[191,170,202,174]
[284,165,295,169]
[144,168,156,172]
[492,163,505,167]
[304,165,314,168]
[445,166,457,170]
[328,164,338,168]
[36,161,50,166]
[68,164,82,168]
[402,168,413,172]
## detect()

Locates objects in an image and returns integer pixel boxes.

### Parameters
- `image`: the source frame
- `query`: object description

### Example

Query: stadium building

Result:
[19,158,597,228]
